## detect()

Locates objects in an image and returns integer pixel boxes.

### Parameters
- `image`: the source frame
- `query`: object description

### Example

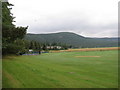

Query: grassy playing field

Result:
[2,50,118,88]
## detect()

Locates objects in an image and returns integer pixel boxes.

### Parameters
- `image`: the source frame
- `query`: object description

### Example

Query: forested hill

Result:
[25,32,118,48]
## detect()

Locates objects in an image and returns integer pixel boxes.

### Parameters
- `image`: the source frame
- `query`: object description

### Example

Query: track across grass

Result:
[3,50,118,88]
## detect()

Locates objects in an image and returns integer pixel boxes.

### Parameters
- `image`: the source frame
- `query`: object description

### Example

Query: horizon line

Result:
[26,31,119,38]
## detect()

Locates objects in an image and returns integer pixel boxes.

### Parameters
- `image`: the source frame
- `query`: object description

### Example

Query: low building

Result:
[46,46,62,49]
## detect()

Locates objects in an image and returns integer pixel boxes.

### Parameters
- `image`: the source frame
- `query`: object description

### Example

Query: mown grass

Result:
[2,50,118,88]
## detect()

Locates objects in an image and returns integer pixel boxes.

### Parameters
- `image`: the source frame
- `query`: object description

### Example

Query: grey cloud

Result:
[28,16,117,37]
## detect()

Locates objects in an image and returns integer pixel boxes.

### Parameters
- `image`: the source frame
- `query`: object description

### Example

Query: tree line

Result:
[19,40,72,55]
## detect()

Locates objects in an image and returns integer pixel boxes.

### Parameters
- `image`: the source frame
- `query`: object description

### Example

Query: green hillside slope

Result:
[25,32,118,48]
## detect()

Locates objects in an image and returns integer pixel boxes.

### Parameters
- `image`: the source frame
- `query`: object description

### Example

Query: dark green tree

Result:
[2,2,28,55]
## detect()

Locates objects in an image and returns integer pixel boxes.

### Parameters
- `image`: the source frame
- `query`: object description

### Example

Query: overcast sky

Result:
[9,0,118,37]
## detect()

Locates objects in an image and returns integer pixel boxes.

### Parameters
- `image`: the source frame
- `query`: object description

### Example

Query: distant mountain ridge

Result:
[25,32,118,48]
